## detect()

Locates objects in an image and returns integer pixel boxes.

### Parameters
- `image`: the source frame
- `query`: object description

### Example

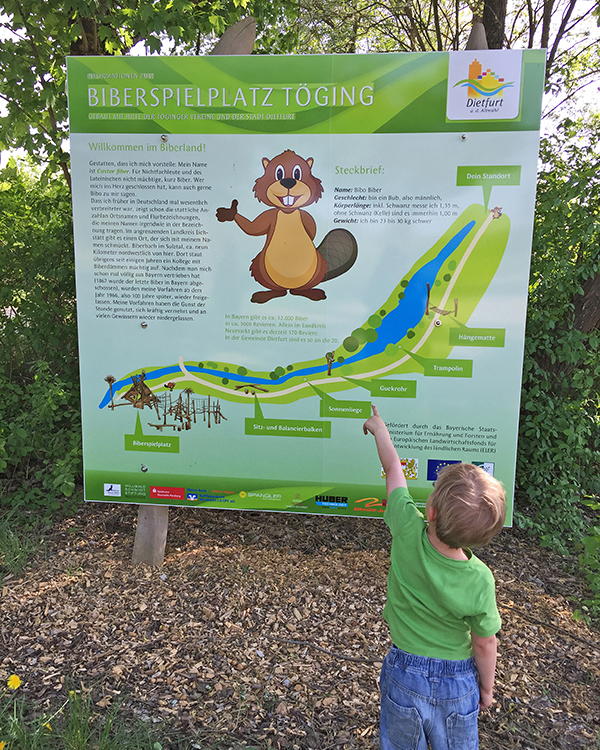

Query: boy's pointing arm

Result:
[363,404,407,497]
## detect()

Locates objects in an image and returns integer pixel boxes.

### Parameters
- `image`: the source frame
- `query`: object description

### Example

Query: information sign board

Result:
[67,50,545,519]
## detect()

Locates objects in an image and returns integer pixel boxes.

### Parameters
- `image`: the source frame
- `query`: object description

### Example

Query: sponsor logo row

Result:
[102,459,494,504]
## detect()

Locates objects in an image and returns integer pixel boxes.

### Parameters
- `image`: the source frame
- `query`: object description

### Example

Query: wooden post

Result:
[466,18,488,50]
[131,16,257,565]
[210,16,256,56]
[132,505,170,566]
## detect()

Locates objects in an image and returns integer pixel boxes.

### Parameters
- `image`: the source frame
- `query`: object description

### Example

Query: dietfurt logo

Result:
[446,50,522,121]
[453,58,513,111]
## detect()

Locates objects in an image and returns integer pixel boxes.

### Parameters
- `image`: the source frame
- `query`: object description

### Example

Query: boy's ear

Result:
[426,505,437,523]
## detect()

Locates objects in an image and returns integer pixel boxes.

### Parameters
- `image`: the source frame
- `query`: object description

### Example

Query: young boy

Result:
[363,405,506,750]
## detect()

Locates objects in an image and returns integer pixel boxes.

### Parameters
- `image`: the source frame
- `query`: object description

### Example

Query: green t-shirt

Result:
[383,486,501,660]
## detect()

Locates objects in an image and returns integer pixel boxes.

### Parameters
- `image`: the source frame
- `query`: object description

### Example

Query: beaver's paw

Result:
[216,199,238,222]
[251,290,288,304]
[290,288,327,301]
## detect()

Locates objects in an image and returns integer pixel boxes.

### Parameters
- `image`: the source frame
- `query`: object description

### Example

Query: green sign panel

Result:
[449,328,505,347]
[68,49,545,521]
[423,359,473,377]
[372,381,417,398]
[319,400,371,419]
[245,419,332,438]
[124,414,180,452]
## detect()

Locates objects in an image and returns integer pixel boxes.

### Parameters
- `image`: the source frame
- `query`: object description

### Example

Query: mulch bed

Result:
[1,504,599,749]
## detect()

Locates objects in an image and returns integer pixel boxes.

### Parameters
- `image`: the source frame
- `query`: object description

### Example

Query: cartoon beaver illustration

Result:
[216,150,358,304]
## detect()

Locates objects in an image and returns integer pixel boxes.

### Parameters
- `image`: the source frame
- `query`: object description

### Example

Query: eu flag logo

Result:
[427,459,461,482]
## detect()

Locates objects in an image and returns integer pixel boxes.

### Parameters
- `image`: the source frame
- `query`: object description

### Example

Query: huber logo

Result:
[454,58,513,112]
[446,50,522,121]
[315,494,348,508]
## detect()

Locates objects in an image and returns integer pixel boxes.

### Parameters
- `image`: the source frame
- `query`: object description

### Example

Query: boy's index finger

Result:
[363,404,382,434]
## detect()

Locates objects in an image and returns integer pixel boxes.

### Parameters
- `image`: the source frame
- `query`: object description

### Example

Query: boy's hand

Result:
[363,404,386,436]
[479,688,494,710]
[363,404,407,492]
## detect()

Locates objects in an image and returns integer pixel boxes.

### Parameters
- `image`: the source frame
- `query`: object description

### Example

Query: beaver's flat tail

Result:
[318,229,358,281]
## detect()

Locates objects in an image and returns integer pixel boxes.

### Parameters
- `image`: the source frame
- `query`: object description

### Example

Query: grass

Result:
[0,518,44,584]
[0,678,165,750]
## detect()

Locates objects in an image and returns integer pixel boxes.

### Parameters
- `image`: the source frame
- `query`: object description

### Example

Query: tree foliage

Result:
[0,0,296,185]
[516,119,600,541]
[0,160,81,514]
[289,0,600,112]
[0,0,598,183]
[515,117,600,614]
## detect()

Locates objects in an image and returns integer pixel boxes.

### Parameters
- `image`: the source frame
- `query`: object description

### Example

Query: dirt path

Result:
[1,505,598,749]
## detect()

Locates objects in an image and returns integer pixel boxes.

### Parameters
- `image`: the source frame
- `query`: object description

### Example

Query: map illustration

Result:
[101,203,509,414]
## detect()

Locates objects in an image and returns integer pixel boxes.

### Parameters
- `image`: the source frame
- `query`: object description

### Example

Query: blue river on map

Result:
[98,220,476,409]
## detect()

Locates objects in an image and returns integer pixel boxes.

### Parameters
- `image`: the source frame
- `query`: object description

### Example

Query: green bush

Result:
[570,490,600,621]
[516,121,600,611]
[0,160,81,518]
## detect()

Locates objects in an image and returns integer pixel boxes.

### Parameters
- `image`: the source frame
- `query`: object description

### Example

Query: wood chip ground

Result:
[1,505,598,749]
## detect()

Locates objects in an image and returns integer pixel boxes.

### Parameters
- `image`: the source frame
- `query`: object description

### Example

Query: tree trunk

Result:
[573,273,600,334]
[483,0,507,49]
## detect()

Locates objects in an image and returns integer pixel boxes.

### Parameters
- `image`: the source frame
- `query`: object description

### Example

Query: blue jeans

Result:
[380,646,480,750]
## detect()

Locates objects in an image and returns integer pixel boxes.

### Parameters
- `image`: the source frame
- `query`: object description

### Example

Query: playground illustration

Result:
[104,372,226,432]
[101,198,510,424]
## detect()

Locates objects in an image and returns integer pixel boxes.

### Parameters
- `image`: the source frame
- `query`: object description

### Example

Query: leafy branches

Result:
[0,0,597,184]
[290,0,474,53]
[288,0,600,113]
[0,0,297,184]
[0,161,82,515]
[516,120,600,547]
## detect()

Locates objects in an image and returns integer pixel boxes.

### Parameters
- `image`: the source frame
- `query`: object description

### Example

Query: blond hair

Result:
[428,463,506,549]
